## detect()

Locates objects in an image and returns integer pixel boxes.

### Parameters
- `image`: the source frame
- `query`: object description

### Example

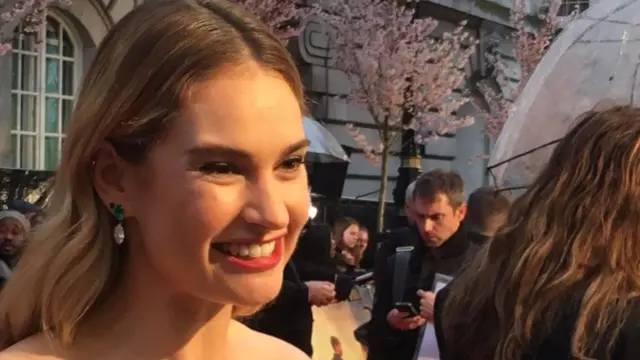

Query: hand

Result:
[342,251,356,265]
[386,309,425,330]
[417,290,436,322]
[306,281,335,307]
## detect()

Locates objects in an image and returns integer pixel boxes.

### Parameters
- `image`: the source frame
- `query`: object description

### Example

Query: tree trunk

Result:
[376,125,390,233]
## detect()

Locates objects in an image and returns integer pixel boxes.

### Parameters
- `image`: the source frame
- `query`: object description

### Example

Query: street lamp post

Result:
[392,110,421,228]
[392,0,421,228]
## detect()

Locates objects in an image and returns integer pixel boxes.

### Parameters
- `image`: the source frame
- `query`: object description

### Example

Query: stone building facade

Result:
[0,0,592,223]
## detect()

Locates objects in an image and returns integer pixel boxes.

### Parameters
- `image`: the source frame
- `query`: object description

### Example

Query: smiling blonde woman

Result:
[0,0,311,359]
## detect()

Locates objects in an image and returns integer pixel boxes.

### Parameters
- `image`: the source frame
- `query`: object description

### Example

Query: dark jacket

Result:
[367,226,478,360]
[467,231,491,247]
[372,226,420,292]
[294,224,354,301]
[434,285,640,360]
[245,261,313,355]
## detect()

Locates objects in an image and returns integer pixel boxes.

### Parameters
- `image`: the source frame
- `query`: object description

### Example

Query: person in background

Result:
[332,217,361,272]
[356,182,420,354]
[330,233,337,258]
[294,223,354,301]
[367,170,477,360]
[354,226,369,269]
[403,180,417,226]
[7,199,39,226]
[435,105,640,360]
[464,186,510,246]
[373,180,419,290]
[0,210,31,284]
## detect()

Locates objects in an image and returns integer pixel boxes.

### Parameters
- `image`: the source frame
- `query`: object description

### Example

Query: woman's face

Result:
[358,230,368,249]
[330,236,337,258]
[342,224,360,248]
[122,63,309,308]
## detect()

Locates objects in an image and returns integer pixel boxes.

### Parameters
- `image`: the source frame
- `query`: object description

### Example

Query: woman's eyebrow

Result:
[185,139,310,160]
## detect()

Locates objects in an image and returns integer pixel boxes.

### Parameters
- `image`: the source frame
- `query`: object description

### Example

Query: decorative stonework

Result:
[106,0,138,23]
[298,15,335,66]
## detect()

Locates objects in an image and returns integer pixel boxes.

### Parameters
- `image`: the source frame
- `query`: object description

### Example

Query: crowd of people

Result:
[241,168,512,359]
[0,1,638,359]
[244,217,370,356]
[367,170,509,360]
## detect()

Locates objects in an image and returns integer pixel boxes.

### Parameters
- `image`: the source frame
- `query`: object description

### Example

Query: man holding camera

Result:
[367,170,479,360]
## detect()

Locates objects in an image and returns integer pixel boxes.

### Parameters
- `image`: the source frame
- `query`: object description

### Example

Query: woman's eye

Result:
[279,156,305,171]
[198,162,238,175]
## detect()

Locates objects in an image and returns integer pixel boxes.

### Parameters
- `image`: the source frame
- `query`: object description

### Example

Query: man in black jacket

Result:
[372,180,419,292]
[465,186,510,247]
[367,170,479,360]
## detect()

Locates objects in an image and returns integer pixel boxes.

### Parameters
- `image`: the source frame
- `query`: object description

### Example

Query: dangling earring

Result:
[110,203,125,245]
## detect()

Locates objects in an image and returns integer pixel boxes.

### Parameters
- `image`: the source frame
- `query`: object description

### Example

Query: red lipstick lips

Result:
[211,237,284,271]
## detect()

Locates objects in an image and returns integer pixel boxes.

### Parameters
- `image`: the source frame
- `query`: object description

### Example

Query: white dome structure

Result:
[489,0,640,189]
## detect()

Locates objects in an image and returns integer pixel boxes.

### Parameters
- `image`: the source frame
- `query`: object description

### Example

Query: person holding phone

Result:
[366,170,479,360]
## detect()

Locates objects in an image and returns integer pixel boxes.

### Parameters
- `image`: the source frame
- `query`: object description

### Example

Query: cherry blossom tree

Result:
[231,0,313,41]
[318,0,476,232]
[477,0,570,138]
[0,0,70,56]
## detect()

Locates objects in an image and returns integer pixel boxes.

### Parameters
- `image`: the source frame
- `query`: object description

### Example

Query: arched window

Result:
[10,15,80,170]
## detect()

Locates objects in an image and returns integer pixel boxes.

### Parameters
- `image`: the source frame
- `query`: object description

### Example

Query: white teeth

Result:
[239,246,249,257]
[249,244,261,258]
[261,242,275,257]
[222,241,276,258]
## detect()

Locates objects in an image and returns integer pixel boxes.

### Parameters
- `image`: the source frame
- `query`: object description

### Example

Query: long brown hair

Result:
[332,216,359,250]
[442,105,640,360]
[0,0,304,349]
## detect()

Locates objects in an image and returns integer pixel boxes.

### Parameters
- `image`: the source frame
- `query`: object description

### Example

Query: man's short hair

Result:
[405,181,416,204]
[413,170,465,208]
[466,186,510,229]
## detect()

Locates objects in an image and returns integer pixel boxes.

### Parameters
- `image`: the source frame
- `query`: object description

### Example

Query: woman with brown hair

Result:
[0,0,311,359]
[434,105,640,360]
[332,217,361,271]
[353,226,369,267]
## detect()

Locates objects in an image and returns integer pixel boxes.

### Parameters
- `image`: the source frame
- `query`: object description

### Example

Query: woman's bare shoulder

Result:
[0,335,61,360]
[231,321,311,360]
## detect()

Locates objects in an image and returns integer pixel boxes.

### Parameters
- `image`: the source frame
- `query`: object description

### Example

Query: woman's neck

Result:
[73,253,233,360]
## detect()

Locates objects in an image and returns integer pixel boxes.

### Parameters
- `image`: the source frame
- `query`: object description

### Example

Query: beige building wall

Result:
[0,0,562,201]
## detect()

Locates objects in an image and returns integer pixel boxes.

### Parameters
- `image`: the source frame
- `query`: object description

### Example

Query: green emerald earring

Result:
[111,203,125,245]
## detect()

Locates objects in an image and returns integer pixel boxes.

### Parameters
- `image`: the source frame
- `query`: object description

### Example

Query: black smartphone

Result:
[394,302,419,317]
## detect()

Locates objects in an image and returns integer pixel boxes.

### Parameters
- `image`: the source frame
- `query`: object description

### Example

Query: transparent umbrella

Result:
[303,116,350,163]
[488,0,640,191]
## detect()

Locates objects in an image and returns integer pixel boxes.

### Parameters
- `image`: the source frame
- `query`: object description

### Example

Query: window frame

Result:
[558,0,590,17]
[10,12,82,171]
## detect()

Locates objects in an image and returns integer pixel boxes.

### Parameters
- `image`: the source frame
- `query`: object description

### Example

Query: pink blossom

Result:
[0,0,68,55]
[317,0,478,231]
[479,0,575,138]
[318,0,477,154]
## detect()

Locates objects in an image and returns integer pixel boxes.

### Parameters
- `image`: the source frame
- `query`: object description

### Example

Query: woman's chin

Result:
[226,278,283,308]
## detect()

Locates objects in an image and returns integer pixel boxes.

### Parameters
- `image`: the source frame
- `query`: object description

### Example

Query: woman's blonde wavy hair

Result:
[0,0,304,349]
[441,105,640,360]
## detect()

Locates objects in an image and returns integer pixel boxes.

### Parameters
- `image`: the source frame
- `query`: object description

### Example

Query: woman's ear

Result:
[92,143,135,213]
[456,203,468,222]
